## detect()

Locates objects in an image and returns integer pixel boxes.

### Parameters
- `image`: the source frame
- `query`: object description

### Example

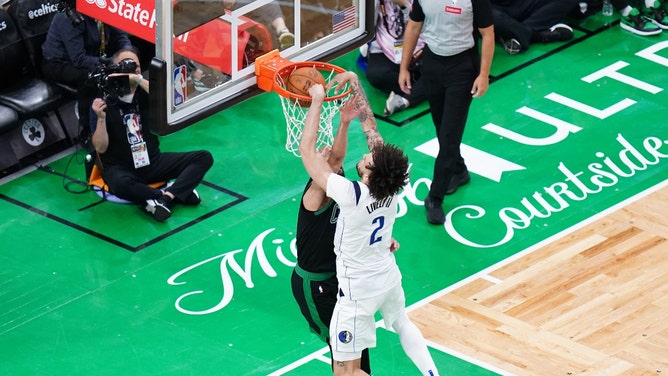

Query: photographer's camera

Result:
[88,58,138,104]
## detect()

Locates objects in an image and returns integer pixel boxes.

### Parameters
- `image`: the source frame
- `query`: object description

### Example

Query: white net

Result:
[275,65,351,157]
[278,96,343,157]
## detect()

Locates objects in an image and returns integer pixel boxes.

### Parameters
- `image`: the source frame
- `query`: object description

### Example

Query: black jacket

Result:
[41,13,131,70]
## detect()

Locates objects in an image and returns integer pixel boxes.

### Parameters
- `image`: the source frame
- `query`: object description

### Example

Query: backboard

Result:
[76,0,374,135]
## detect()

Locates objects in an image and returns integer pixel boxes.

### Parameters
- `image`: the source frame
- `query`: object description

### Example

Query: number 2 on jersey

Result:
[370,216,385,245]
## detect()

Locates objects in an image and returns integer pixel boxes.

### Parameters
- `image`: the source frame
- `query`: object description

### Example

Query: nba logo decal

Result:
[174,65,187,107]
[338,330,353,344]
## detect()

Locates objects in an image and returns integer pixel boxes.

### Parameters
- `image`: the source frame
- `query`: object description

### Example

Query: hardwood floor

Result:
[411,184,668,375]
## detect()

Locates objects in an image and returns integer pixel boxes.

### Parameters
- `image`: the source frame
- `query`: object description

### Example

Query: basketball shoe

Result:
[444,170,471,195]
[384,91,409,116]
[499,37,522,54]
[424,196,445,225]
[145,195,172,222]
[278,29,295,50]
[536,24,574,43]
[621,7,662,35]
[164,181,201,205]
[181,189,201,206]
[642,0,668,29]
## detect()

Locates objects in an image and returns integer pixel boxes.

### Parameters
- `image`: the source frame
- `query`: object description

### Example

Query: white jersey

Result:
[327,174,402,300]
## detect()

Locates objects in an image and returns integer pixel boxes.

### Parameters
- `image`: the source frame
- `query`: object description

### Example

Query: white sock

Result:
[621,5,633,16]
[393,315,439,376]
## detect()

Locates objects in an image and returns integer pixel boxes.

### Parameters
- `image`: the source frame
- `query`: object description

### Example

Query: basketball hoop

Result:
[255,50,352,157]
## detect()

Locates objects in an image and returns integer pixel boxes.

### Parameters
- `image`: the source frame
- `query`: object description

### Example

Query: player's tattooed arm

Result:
[350,80,384,150]
[363,124,383,150]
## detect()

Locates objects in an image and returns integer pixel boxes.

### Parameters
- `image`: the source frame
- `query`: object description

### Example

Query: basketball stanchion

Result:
[255,50,353,157]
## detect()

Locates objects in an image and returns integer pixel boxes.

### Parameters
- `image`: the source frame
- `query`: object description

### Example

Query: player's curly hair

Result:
[367,143,409,201]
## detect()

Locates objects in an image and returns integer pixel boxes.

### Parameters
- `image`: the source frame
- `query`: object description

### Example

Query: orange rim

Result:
[272,62,352,103]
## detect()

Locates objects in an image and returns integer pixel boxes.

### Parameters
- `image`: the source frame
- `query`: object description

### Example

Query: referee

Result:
[398,0,495,225]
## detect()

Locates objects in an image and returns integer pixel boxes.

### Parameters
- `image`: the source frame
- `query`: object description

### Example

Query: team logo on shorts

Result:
[338,330,353,344]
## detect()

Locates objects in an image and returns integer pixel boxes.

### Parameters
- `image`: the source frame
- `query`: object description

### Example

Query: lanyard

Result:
[97,20,107,56]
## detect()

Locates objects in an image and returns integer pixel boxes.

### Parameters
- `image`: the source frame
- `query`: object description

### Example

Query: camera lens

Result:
[116,59,138,73]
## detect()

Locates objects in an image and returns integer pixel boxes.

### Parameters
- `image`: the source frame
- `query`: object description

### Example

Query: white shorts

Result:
[330,282,407,361]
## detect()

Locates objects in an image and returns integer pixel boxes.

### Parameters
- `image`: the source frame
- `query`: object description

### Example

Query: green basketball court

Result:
[1,13,667,375]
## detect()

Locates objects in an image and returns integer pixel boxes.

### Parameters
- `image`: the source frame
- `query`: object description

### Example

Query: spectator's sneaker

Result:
[621,8,662,35]
[192,79,209,93]
[144,196,172,222]
[182,189,201,206]
[424,196,445,225]
[164,182,201,206]
[499,37,522,54]
[643,1,668,29]
[537,23,574,43]
[384,91,409,116]
[278,29,295,50]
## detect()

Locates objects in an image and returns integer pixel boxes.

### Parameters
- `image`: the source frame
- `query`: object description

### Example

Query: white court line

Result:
[267,347,331,375]
[425,339,517,376]
[480,273,503,285]
[269,180,668,376]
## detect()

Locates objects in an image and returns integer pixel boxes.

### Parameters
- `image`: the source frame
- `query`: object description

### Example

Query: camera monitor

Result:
[75,0,374,135]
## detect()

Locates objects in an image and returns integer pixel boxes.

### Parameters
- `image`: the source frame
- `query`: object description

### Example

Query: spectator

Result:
[491,0,580,55]
[174,55,230,95]
[364,0,427,116]
[224,0,295,49]
[90,47,214,222]
[41,9,132,135]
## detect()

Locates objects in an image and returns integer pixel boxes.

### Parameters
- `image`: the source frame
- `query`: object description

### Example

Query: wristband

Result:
[135,74,143,85]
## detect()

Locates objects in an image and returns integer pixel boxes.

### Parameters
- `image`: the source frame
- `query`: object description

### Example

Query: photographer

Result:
[91,47,214,222]
[41,0,132,135]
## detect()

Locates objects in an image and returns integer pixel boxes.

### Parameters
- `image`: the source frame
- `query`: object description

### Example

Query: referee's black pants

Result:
[421,45,479,202]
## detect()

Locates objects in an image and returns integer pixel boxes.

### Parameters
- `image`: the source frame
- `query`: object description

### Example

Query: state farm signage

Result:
[77,0,156,42]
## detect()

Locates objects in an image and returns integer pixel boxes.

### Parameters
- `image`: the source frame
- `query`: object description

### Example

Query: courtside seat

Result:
[0,105,20,134]
[0,76,68,117]
[7,0,78,98]
[0,6,67,118]
[8,0,58,73]
[17,0,79,99]
[0,73,69,116]
[52,81,78,97]
[0,5,76,170]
